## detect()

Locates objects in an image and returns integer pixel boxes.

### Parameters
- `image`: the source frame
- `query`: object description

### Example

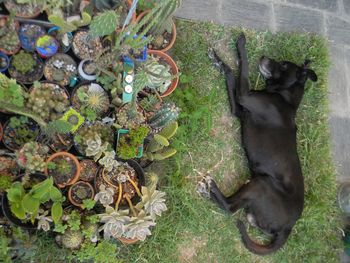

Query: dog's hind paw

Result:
[208,49,225,74]
[196,181,211,199]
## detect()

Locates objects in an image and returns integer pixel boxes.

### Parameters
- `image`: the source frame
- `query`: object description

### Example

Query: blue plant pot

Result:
[0,52,10,73]
[19,24,46,52]
[116,129,144,159]
[123,34,148,63]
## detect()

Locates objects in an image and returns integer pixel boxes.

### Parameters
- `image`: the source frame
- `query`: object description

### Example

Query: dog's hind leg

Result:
[236,34,250,101]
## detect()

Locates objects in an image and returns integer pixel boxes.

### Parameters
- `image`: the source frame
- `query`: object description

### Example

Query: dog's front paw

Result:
[237,33,246,49]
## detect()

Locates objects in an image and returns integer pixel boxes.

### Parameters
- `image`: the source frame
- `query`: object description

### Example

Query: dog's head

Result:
[259,56,317,89]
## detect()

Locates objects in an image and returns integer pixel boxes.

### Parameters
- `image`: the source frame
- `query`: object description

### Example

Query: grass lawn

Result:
[19,19,342,262]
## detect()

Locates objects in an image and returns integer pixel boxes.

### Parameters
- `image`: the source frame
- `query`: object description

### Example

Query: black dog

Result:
[200,34,317,255]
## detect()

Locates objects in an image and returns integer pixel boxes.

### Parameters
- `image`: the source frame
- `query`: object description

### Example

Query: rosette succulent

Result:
[94,185,115,206]
[124,211,156,241]
[99,208,130,240]
[141,187,167,219]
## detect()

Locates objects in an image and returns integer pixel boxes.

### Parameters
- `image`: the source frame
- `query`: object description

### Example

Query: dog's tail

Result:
[209,50,239,116]
[236,220,291,255]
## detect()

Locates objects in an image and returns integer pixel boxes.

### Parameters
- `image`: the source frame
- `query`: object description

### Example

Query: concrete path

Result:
[176,0,350,182]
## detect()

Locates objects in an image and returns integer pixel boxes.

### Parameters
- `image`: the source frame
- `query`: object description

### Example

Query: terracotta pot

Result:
[118,236,139,245]
[45,152,81,188]
[147,50,179,97]
[68,181,94,208]
[136,10,177,53]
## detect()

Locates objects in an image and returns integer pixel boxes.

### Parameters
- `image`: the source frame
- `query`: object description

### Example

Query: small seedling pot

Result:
[116,129,144,159]
[35,35,59,59]
[45,152,81,188]
[68,181,94,208]
[147,50,179,97]
[0,52,10,72]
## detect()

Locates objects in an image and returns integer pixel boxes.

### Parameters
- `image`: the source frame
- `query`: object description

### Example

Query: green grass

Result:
[19,20,341,262]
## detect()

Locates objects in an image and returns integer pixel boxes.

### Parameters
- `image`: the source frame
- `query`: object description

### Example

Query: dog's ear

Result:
[300,69,317,82]
[305,69,317,82]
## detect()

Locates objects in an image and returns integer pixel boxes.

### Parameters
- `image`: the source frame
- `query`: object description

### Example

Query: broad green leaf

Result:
[51,202,63,224]
[50,187,62,202]
[10,203,26,219]
[22,194,40,215]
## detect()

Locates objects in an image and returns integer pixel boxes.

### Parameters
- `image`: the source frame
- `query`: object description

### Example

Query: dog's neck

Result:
[267,83,306,109]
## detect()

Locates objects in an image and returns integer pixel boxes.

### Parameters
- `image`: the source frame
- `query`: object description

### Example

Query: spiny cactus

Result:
[139,94,159,112]
[0,14,20,54]
[148,103,179,129]
[11,51,35,74]
[150,0,182,35]
[61,230,84,250]
[89,10,120,38]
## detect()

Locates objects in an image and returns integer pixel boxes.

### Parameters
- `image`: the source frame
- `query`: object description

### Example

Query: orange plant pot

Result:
[147,50,179,98]
[68,181,95,208]
[118,237,139,245]
[136,10,177,53]
[45,152,81,188]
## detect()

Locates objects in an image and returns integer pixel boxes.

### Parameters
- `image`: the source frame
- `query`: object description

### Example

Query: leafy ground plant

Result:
[10,20,342,262]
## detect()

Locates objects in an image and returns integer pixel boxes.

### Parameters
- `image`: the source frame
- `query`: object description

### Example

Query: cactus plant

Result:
[16,142,49,173]
[139,94,159,112]
[61,230,84,250]
[0,15,20,54]
[11,50,35,74]
[89,10,120,37]
[26,82,69,121]
[148,103,180,129]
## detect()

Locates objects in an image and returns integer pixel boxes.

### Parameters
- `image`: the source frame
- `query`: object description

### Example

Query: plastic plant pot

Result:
[0,53,10,73]
[123,34,148,63]
[35,35,59,59]
[48,26,73,53]
[18,24,46,52]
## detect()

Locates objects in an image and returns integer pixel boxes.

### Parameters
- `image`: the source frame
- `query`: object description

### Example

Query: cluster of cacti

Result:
[145,60,172,93]
[48,12,91,35]
[16,142,49,173]
[139,94,159,112]
[0,15,20,53]
[144,121,178,161]
[26,82,69,121]
[11,51,35,74]
[148,102,180,129]
[89,10,120,37]
[117,104,146,129]
[61,229,84,250]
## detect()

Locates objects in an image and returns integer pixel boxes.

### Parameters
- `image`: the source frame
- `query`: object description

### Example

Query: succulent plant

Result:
[85,135,108,160]
[26,82,70,121]
[144,121,178,161]
[140,187,167,219]
[124,211,156,241]
[16,142,49,173]
[94,185,115,206]
[117,104,146,129]
[11,51,35,74]
[99,207,130,240]
[117,126,150,160]
[148,103,180,129]
[48,12,91,34]
[61,229,84,250]
[98,150,118,172]
[144,58,172,94]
